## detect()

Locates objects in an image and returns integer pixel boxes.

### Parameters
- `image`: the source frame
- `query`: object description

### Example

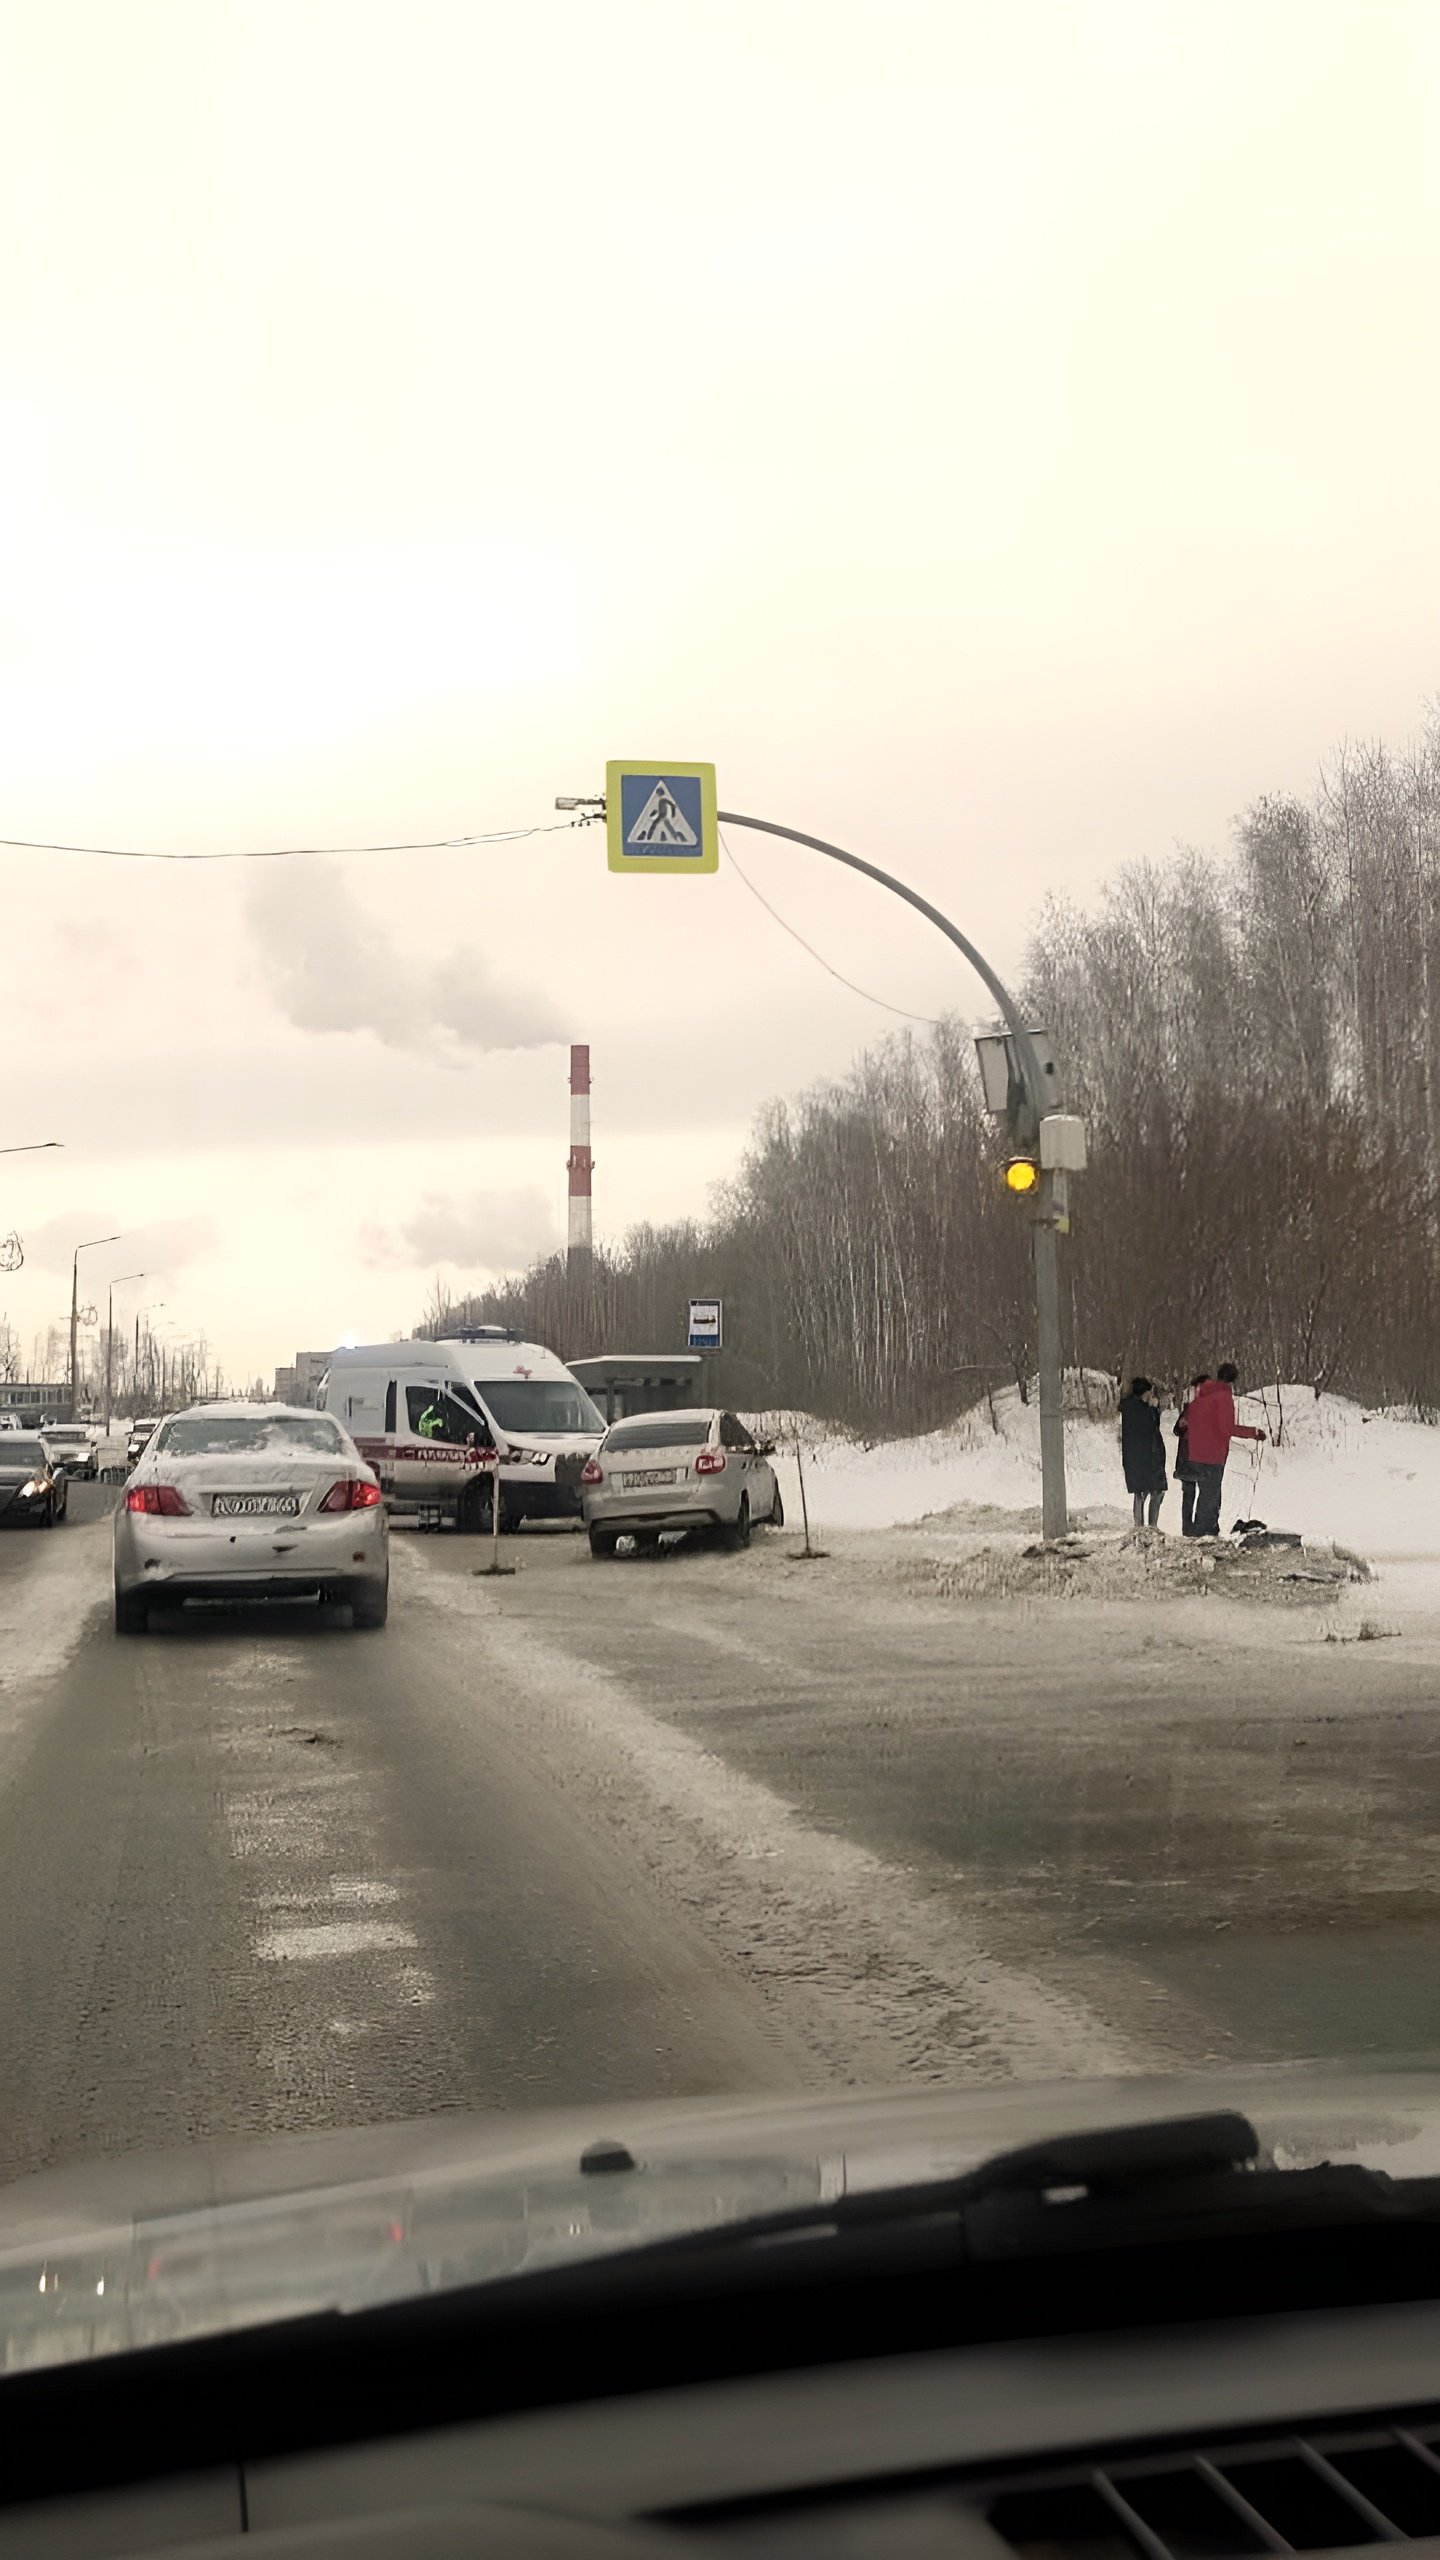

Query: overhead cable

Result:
[0,819,586,862]
[719,827,940,1027]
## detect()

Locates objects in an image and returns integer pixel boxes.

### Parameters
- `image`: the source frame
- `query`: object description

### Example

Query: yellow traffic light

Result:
[1004,1156,1040,1195]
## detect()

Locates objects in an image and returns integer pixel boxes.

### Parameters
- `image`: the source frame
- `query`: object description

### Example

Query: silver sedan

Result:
[581,1408,783,1557]
[114,1401,389,1632]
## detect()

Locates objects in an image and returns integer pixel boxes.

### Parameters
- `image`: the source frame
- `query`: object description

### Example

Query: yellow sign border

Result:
[606,761,719,875]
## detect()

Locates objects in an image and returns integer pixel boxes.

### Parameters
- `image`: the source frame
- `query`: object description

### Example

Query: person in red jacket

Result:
[1184,1363,1267,1536]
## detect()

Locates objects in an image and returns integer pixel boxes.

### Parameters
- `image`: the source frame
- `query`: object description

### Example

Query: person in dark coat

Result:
[1118,1376,1167,1527]
[1173,1371,1209,1538]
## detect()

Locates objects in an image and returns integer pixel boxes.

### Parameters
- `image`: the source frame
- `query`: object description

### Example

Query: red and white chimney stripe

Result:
[567,1043,593,1258]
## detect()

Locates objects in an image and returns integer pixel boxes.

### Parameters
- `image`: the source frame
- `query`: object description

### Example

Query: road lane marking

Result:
[206,1649,441,2088]
[256,1919,418,1962]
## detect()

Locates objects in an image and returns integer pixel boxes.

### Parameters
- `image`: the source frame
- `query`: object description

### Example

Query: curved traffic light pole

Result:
[716,810,1069,1542]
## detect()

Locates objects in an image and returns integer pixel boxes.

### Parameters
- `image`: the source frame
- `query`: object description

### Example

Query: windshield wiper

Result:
[572,2112,1440,2279]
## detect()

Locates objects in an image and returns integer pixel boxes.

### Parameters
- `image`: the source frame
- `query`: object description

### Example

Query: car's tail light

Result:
[694,1448,727,1474]
[320,1477,384,1512]
[125,1484,191,1516]
[580,1458,604,1486]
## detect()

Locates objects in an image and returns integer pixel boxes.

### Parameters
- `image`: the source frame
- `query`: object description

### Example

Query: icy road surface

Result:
[0,1441,1438,2188]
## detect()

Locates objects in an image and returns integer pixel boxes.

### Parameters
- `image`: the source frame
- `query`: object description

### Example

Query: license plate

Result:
[212,1493,301,1518]
[622,1468,675,1489]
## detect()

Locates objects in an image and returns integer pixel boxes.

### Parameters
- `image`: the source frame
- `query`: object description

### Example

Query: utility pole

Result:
[976,1034,1085,1542]
[70,1233,120,1422]
[700,807,1071,1536]
[105,1271,145,1435]
[1032,1175,1066,1542]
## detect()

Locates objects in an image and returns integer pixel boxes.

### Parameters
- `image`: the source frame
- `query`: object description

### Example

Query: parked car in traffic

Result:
[581,1407,783,1556]
[0,1437,68,1527]
[0,1412,25,1432]
[126,1415,162,1470]
[42,1422,100,1480]
[114,1400,388,1633]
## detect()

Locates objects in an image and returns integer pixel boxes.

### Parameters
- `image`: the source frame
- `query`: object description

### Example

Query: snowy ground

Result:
[4,1416,1440,2162]
[751,1385,1440,1563]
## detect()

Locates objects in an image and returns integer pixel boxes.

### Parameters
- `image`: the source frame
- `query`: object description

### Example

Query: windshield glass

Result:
[475,1379,602,1435]
[2,0,1439,2390]
[154,1415,347,1457]
[605,1415,711,1451]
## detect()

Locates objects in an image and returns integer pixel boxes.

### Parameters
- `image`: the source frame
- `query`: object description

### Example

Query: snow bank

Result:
[913,1527,1370,1606]
[751,1387,1440,1558]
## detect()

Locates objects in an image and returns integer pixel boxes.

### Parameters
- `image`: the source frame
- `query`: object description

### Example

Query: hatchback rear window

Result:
[604,1415,711,1452]
[155,1416,347,1457]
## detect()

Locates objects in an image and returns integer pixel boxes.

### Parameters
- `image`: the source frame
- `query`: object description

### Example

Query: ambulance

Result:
[316,1331,604,1530]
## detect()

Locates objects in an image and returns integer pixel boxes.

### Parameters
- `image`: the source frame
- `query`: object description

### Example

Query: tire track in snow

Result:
[411,1549,1158,2089]
[0,1515,110,1773]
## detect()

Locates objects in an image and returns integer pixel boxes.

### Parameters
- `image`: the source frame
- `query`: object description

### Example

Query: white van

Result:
[317,1331,604,1530]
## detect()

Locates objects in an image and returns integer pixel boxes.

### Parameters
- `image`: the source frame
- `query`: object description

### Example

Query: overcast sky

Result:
[3,0,1439,1384]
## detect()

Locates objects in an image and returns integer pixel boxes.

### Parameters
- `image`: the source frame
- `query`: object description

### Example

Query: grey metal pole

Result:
[1033,1173,1067,1542]
[68,1253,79,1423]
[714,808,1069,1539]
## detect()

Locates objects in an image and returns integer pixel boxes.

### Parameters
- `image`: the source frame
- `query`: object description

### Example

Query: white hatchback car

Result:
[581,1407,783,1557]
[113,1401,388,1632]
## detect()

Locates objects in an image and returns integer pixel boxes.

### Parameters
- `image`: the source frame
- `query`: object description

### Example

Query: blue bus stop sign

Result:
[687,1297,722,1352]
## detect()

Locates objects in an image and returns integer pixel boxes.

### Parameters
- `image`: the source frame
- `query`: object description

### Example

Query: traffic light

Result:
[1004,1154,1040,1196]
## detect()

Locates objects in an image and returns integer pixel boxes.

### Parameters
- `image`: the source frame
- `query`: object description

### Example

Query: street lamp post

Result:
[105,1272,146,1436]
[714,807,1073,1542]
[569,784,1080,1539]
[155,1318,187,1413]
[70,1235,121,1423]
[134,1304,165,1404]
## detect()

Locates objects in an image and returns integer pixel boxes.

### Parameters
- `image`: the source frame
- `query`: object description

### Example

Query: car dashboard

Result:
[7,2291,1440,2558]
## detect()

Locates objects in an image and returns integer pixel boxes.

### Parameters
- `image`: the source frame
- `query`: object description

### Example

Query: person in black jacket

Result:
[1118,1375,1167,1528]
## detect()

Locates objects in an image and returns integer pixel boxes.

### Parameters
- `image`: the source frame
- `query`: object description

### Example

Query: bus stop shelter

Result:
[569,1354,705,1428]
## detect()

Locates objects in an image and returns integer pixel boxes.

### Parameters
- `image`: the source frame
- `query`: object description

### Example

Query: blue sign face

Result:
[619,770,706,857]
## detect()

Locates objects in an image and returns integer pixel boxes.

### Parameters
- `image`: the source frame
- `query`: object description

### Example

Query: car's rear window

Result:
[604,1415,711,1452]
[2,1442,48,1468]
[155,1416,347,1458]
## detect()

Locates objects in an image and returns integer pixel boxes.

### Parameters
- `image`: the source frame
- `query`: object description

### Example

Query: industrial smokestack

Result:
[567,1043,593,1264]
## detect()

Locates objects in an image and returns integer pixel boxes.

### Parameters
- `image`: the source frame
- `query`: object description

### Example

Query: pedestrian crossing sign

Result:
[606,762,719,875]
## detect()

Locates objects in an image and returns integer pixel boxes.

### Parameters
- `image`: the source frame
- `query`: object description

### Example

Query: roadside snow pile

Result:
[906,1528,1371,1607]
[760,1385,1437,1558]
[905,1498,1132,1534]
[760,1396,1121,1534]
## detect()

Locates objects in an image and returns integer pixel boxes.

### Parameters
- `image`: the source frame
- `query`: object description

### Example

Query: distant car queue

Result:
[0,1337,784,1617]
